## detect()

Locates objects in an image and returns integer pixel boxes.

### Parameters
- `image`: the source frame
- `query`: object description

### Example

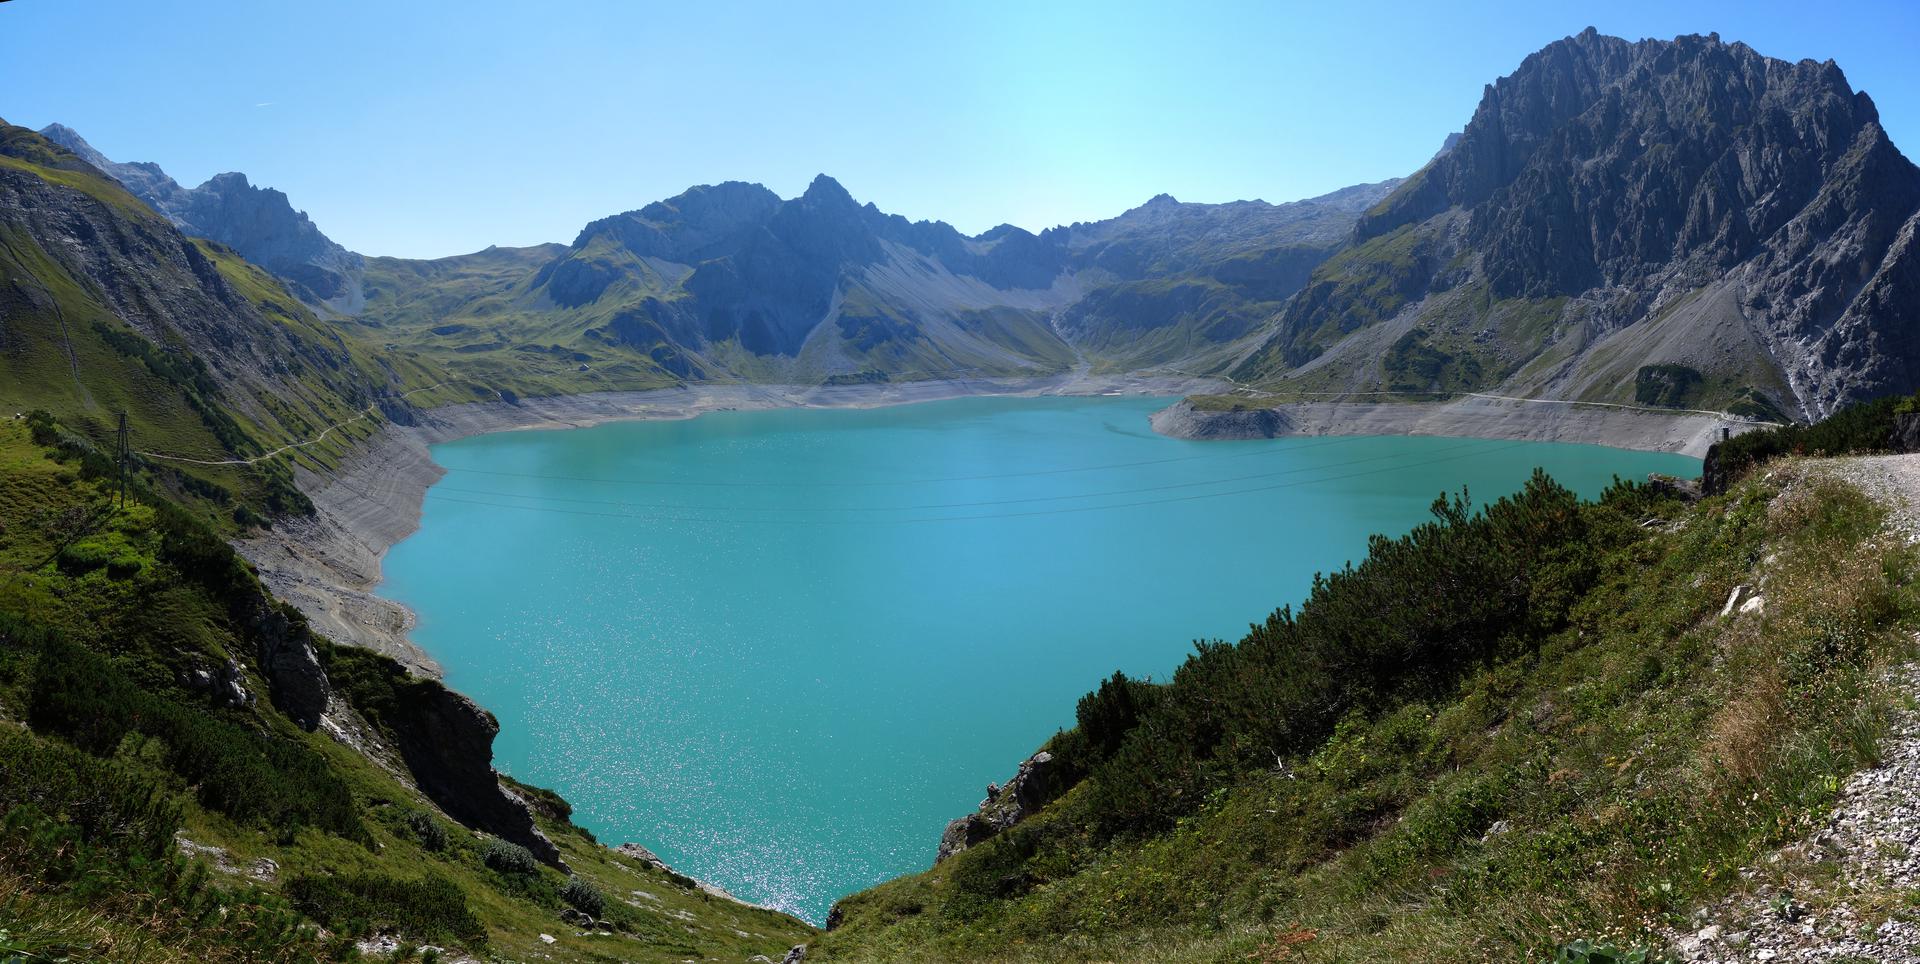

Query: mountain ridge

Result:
[39,119,1402,391]
[1224,27,1920,423]
[39,29,1920,426]
[37,123,369,315]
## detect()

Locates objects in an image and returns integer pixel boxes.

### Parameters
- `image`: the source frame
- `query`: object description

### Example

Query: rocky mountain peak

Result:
[1244,29,1920,422]
[201,171,255,192]
[1356,29,1906,291]
[35,122,363,315]
[799,173,859,209]
[36,123,108,169]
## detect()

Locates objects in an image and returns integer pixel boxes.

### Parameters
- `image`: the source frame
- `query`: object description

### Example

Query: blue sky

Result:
[4,0,1915,259]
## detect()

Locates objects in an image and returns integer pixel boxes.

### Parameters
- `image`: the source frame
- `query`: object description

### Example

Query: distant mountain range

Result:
[36,127,1400,390]
[28,27,1920,421]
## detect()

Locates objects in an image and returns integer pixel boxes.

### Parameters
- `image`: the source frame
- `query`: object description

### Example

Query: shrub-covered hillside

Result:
[819,434,1918,960]
[0,415,813,962]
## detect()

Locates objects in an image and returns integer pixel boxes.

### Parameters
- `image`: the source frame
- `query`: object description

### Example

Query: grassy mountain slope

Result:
[0,416,814,962]
[818,433,1916,961]
[349,243,657,398]
[0,120,463,524]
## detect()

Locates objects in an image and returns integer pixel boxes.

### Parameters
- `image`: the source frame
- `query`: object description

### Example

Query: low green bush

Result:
[0,725,179,861]
[285,871,486,947]
[405,810,450,852]
[1550,940,1668,964]
[26,634,366,842]
[1711,391,1913,488]
[1071,472,1600,839]
[0,726,335,962]
[560,877,606,918]
[482,839,538,876]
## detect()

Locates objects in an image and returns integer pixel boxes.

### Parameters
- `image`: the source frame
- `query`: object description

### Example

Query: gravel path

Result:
[1671,454,1920,963]
[1819,454,1920,542]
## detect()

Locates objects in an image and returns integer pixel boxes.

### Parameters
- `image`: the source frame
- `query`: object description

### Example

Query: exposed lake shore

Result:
[1150,395,1740,456]
[236,372,1219,672]
[237,375,1736,674]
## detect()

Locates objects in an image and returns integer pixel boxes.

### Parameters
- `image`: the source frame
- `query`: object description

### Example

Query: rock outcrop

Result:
[319,642,564,868]
[614,842,697,887]
[180,659,254,710]
[935,750,1063,862]
[1147,399,1294,440]
[380,678,565,868]
[254,613,330,733]
[1892,413,1920,453]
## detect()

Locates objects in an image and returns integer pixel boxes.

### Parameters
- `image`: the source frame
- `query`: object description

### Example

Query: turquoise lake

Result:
[377,395,1700,922]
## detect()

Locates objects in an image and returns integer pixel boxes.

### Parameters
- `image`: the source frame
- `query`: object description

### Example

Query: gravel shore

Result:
[234,373,1222,672]
[1150,395,1743,457]
[239,377,1745,673]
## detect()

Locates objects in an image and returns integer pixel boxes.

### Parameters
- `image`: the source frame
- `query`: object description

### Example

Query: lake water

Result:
[378,395,1700,922]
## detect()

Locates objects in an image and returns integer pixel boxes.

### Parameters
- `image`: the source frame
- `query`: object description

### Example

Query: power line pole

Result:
[115,412,129,508]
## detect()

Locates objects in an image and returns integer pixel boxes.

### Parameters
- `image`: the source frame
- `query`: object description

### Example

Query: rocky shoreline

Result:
[236,372,1223,673]
[242,378,1751,675]
[1150,395,1747,457]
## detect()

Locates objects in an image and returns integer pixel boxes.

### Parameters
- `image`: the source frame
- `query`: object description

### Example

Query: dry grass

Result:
[1700,650,1788,786]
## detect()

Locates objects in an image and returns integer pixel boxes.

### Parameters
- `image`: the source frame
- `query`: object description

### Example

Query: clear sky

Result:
[3,0,1915,259]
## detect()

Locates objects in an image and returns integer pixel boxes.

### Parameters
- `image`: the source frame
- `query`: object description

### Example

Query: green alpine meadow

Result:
[4,4,1920,962]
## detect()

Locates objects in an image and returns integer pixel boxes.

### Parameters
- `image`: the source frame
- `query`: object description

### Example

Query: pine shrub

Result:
[482,839,537,876]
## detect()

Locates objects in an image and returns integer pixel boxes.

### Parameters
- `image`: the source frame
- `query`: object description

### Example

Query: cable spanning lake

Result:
[377,395,1699,922]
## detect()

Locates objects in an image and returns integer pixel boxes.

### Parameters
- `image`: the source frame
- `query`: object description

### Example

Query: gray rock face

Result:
[1893,413,1920,453]
[541,173,1075,359]
[181,659,254,709]
[248,600,329,730]
[1241,29,1920,421]
[175,172,365,312]
[38,123,365,315]
[934,750,1063,862]
[375,677,565,868]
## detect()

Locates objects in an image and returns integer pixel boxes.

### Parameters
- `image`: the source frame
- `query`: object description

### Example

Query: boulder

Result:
[1893,412,1920,452]
[936,814,998,862]
[181,659,254,710]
